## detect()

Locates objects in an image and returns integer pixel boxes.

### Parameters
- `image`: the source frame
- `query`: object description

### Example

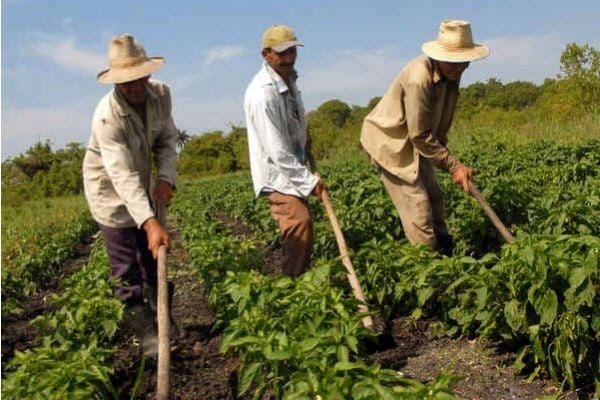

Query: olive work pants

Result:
[380,159,449,249]
[267,192,313,277]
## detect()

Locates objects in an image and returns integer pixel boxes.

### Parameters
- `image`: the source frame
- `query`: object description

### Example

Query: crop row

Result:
[178,138,599,393]
[1,196,97,317]
[171,192,458,399]
[2,239,123,400]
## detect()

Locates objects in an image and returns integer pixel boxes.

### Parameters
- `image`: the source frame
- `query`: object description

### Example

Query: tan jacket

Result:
[360,55,461,184]
[83,80,178,228]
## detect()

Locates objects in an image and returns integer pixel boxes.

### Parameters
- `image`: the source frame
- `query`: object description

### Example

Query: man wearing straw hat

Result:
[360,20,490,255]
[83,33,178,356]
[244,25,326,277]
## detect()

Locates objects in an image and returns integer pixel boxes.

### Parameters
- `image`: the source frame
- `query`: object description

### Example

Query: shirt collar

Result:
[430,59,443,84]
[263,61,298,94]
[112,81,158,117]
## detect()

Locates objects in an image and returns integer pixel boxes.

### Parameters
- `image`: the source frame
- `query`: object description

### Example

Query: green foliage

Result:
[171,178,458,399]
[181,130,599,395]
[457,78,542,115]
[177,125,249,176]
[2,240,122,400]
[1,196,97,317]
[2,141,86,206]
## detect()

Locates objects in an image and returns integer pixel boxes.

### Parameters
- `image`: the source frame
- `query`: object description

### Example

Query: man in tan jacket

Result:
[360,20,489,254]
[83,34,178,355]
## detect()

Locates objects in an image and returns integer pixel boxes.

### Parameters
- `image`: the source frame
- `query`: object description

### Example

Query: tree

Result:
[176,129,192,151]
[11,140,55,179]
[559,43,600,111]
[309,99,352,128]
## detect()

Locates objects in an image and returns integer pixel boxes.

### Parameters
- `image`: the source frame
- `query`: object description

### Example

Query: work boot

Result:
[123,303,158,358]
[436,233,454,257]
[143,282,185,339]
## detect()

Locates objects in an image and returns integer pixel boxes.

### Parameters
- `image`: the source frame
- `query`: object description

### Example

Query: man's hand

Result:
[451,164,473,192]
[153,180,173,205]
[143,217,170,259]
[312,180,328,201]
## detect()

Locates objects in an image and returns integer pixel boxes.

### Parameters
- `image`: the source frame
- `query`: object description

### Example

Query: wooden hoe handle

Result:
[468,182,515,244]
[321,190,374,330]
[155,202,170,400]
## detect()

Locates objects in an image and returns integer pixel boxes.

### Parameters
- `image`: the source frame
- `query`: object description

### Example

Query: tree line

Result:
[2,43,598,206]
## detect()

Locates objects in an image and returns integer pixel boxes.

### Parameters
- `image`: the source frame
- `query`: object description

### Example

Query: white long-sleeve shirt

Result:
[83,80,178,228]
[244,62,318,199]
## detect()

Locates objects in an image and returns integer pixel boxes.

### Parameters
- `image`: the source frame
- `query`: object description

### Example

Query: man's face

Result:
[438,61,470,82]
[262,46,297,79]
[116,75,150,105]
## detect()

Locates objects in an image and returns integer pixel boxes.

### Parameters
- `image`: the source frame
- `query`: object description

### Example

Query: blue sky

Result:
[2,0,599,160]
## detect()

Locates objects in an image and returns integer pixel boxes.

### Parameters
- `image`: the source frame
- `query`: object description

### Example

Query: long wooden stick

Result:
[321,190,374,330]
[155,202,170,400]
[468,182,515,244]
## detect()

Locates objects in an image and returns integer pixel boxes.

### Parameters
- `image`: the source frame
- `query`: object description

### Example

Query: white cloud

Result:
[164,70,215,95]
[301,48,408,108]
[482,33,561,67]
[2,100,95,159]
[173,94,244,135]
[30,34,105,74]
[465,33,563,84]
[203,45,246,66]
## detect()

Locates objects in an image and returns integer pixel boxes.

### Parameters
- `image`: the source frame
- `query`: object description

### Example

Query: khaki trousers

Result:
[267,192,313,277]
[380,159,448,249]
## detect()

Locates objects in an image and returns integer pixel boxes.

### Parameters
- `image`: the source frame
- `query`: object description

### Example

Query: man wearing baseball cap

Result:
[83,33,179,356]
[244,25,326,277]
[360,20,490,255]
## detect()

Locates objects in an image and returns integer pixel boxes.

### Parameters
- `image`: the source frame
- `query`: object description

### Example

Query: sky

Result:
[2,0,599,160]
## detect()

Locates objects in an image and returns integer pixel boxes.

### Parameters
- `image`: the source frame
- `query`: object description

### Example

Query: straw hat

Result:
[262,25,303,52]
[97,34,165,84]
[421,20,489,62]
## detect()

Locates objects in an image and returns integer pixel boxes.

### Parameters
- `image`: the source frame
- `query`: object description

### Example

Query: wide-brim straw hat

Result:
[97,33,165,84]
[421,20,490,62]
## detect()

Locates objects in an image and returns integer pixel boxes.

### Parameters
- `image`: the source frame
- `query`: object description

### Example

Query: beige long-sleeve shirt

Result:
[360,55,461,184]
[83,80,178,228]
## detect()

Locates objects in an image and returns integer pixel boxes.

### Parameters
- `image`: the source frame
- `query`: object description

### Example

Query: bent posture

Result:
[83,33,178,356]
[361,20,490,255]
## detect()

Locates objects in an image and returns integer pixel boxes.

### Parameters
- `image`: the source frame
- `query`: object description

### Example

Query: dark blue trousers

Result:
[98,223,157,305]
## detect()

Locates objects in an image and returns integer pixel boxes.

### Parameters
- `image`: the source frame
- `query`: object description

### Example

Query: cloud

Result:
[203,45,246,66]
[164,70,215,95]
[482,33,561,67]
[300,34,567,108]
[465,33,563,84]
[2,100,95,159]
[300,48,408,108]
[30,34,105,74]
[173,94,244,135]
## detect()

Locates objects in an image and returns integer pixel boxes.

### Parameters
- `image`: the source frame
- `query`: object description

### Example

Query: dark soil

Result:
[112,219,247,400]
[210,213,588,400]
[1,235,94,377]
[8,214,587,399]
[370,318,585,400]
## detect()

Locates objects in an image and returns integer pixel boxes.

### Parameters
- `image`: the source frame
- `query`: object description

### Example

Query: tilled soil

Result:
[112,222,245,399]
[4,216,589,399]
[370,318,580,400]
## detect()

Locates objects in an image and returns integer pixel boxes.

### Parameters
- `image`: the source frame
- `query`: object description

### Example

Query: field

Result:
[1,119,599,399]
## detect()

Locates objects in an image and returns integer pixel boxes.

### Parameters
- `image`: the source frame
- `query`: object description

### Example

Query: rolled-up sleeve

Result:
[404,83,461,173]
[250,95,318,197]
[96,121,155,227]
